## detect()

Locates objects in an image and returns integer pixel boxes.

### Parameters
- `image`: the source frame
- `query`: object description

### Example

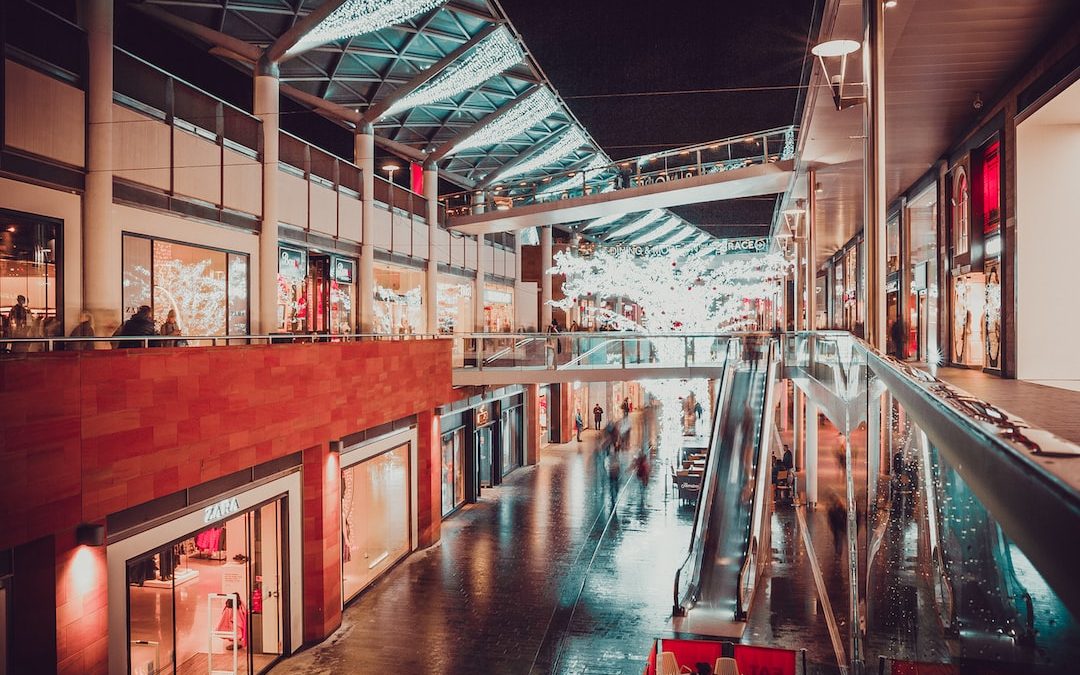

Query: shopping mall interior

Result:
[0,1,1078,674]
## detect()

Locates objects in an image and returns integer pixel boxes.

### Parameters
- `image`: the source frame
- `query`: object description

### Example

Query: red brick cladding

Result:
[0,339,453,551]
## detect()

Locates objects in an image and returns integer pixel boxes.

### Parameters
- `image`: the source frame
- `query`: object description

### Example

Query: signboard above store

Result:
[715,237,769,255]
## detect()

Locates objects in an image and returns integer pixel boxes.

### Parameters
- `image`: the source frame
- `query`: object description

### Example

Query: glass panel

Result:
[453,429,466,508]
[152,240,228,337]
[122,235,152,322]
[477,427,493,488]
[342,445,411,600]
[329,278,354,335]
[128,552,176,675]
[0,215,60,338]
[483,283,514,333]
[373,264,425,334]
[277,246,306,333]
[951,272,985,367]
[441,433,456,517]
[250,501,283,672]
[227,253,249,336]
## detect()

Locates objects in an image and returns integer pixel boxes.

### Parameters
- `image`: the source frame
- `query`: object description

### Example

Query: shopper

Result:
[593,403,603,430]
[826,493,847,555]
[6,294,29,342]
[159,309,187,347]
[117,305,158,348]
[574,410,584,442]
[68,311,96,351]
[620,397,631,418]
[607,453,621,509]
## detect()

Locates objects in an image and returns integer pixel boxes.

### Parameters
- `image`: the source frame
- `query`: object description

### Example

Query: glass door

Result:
[307,255,331,334]
[476,427,493,488]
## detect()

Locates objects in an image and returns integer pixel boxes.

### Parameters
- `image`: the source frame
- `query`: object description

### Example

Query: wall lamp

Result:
[76,523,105,547]
[811,39,865,111]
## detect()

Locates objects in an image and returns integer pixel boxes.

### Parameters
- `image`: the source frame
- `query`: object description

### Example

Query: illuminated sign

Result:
[203,497,240,524]
[332,257,355,283]
[475,406,490,426]
[715,237,769,255]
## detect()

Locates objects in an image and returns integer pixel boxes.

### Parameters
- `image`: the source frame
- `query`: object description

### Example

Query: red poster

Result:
[410,162,424,194]
[732,644,796,675]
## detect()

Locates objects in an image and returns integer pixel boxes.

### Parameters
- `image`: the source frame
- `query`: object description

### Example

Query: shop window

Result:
[277,246,306,333]
[952,169,970,257]
[341,444,411,601]
[886,217,900,274]
[437,280,473,335]
[122,234,249,336]
[126,500,284,675]
[373,264,425,334]
[982,141,1001,232]
[441,428,467,517]
[0,211,61,340]
[951,272,985,367]
[483,284,514,333]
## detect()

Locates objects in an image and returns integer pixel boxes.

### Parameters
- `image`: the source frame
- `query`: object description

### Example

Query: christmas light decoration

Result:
[290,0,448,57]
[602,209,665,241]
[659,227,699,247]
[384,26,524,117]
[625,217,681,246]
[493,126,588,182]
[451,88,559,155]
[582,212,626,232]
[536,155,609,199]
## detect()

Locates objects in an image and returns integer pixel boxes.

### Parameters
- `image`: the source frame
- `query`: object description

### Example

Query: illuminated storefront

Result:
[0,209,61,338]
[483,283,514,332]
[276,246,356,335]
[374,263,426,334]
[124,234,249,336]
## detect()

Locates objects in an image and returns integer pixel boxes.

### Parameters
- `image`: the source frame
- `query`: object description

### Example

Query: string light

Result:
[536,155,609,199]
[384,26,524,117]
[451,88,559,154]
[289,0,447,56]
[493,126,588,182]
[602,209,665,241]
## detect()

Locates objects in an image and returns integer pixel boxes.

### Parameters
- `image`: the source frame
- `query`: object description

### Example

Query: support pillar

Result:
[868,386,882,507]
[794,388,804,471]
[864,0,887,350]
[416,409,442,547]
[806,398,819,506]
[254,57,280,335]
[472,192,486,332]
[540,225,553,328]
[355,125,376,332]
[806,169,818,330]
[301,441,342,643]
[524,383,541,465]
[81,0,120,334]
[424,162,439,333]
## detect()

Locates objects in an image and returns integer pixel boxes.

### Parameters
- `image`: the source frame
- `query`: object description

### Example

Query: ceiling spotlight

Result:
[884,0,898,7]
[812,39,864,111]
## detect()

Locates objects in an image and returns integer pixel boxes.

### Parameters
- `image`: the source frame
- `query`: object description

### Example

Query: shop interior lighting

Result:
[289,0,447,56]
[626,218,683,246]
[602,209,665,242]
[384,26,524,117]
[538,155,609,198]
[493,126,588,183]
[451,88,559,154]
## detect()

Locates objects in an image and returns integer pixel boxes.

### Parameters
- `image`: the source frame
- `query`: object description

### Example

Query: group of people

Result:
[113,305,186,348]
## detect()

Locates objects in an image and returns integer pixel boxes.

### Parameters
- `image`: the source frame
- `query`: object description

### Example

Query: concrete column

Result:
[416,409,442,547]
[471,192,486,331]
[864,0,887,350]
[806,398,819,506]
[524,383,541,465]
[355,125,376,332]
[793,388,804,471]
[806,170,818,330]
[779,379,789,432]
[254,57,280,335]
[791,240,800,330]
[81,0,120,333]
[424,162,439,333]
[300,441,342,643]
[540,225,553,328]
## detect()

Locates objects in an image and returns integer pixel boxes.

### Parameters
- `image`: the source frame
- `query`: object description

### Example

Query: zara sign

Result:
[203,497,241,524]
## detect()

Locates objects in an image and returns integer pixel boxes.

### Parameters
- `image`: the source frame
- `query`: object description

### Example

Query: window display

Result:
[374,264,426,334]
[330,257,356,335]
[907,185,938,361]
[441,428,467,517]
[123,234,249,337]
[483,284,514,333]
[127,499,284,675]
[341,444,411,601]
[952,168,970,256]
[437,280,472,335]
[277,246,306,332]
[501,406,522,477]
[952,272,986,367]
[0,211,61,340]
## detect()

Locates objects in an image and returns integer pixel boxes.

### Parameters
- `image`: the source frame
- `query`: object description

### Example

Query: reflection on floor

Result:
[129,556,277,675]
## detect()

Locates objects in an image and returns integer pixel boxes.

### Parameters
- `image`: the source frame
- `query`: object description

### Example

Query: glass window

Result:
[329,257,355,335]
[341,444,411,601]
[277,246,306,333]
[483,284,514,333]
[0,212,61,339]
[886,217,900,274]
[982,141,1001,232]
[501,409,521,476]
[441,428,467,517]
[437,280,472,335]
[373,264,426,334]
[122,234,249,336]
[953,169,969,256]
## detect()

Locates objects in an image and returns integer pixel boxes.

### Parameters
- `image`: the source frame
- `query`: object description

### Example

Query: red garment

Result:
[215,600,248,648]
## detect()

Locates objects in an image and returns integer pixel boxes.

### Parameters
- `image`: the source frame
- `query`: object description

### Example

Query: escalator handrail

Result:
[673,343,736,614]
[481,336,540,365]
[735,337,778,618]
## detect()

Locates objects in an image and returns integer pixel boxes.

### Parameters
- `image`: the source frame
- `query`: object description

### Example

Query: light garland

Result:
[384,26,524,117]
[493,126,588,182]
[536,155,609,199]
[451,87,558,154]
[290,0,447,56]
[602,209,665,241]
[625,217,682,246]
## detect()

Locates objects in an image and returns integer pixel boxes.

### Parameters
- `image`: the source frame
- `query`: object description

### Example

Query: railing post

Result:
[621,339,626,369]
[476,336,484,369]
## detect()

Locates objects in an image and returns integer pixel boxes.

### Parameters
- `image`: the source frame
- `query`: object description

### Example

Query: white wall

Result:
[1016,116,1080,381]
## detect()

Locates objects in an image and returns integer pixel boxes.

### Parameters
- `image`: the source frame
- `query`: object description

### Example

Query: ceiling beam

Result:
[426,85,538,161]
[265,0,349,63]
[359,21,500,125]
[133,3,262,62]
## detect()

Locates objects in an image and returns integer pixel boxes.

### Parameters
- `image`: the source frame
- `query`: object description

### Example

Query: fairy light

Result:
[535,155,609,199]
[602,209,665,241]
[451,88,559,154]
[383,26,524,117]
[290,0,447,56]
[493,126,588,182]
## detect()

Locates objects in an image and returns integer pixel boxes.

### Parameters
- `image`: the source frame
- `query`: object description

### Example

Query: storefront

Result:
[124,233,249,336]
[107,471,303,675]
[539,385,551,443]
[339,428,417,603]
[374,262,426,334]
[483,283,514,333]
[829,240,862,333]
[0,208,62,339]
[276,245,356,335]
[886,214,902,355]
[436,277,473,335]
[440,425,468,517]
[905,184,939,362]
[439,391,526,513]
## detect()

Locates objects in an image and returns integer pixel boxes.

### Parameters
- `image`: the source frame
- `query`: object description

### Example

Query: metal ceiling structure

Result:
[131,0,615,188]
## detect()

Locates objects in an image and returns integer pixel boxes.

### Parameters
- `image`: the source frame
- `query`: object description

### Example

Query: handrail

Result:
[480,336,539,365]
[0,332,446,351]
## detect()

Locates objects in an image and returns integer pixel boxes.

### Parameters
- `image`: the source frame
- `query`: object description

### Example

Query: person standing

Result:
[620,397,631,418]
[826,494,848,555]
[593,403,603,431]
[68,311,96,351]
[117,305,157,348]
[6,294,29,341]
[608,453,621,509]
[160,309,184,347]
[574,410,584,442]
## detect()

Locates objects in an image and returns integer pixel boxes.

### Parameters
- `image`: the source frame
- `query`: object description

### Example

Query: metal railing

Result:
[0,332,445,352]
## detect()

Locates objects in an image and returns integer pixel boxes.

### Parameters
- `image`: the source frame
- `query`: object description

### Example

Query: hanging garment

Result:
[215,599,249,648]
[194,527,224,553]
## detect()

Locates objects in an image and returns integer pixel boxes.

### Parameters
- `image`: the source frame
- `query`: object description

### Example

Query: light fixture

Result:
[493,126,588,182]
[76,523,105,547]
[884,0,898,7]
[451,88,559,155]
[811,39,864,111]
[289,0,447,57]
[384,26,524,117]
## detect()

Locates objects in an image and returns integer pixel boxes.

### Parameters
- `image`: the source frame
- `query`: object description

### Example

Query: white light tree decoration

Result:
[550,246,789,455]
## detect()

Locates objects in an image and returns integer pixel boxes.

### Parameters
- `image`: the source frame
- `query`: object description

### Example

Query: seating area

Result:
[646,638,800,675]
[660,652,740,675]
[672,449,707,505]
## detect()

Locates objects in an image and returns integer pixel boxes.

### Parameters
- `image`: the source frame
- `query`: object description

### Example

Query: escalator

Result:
[673,338,779,635]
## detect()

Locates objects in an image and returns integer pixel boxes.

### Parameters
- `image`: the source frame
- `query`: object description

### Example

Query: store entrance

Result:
[306,255,331,334]
[126,499,285,675]
[476,425,494,488]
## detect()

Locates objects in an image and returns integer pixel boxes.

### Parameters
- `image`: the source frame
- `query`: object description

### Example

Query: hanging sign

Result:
[475,406,490,427]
